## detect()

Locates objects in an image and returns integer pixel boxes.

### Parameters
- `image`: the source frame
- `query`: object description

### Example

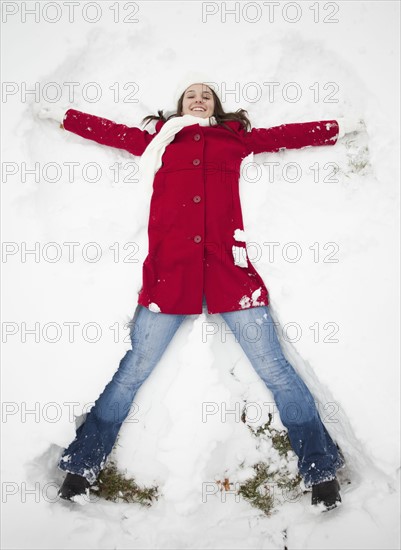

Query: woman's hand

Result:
[337,116,366,138]
[33,103,71,128]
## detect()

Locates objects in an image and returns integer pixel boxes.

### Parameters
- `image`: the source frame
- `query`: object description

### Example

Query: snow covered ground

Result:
[1,1,400,548]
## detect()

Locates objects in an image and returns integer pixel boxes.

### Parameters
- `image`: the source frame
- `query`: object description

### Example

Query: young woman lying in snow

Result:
[38,76,364,511]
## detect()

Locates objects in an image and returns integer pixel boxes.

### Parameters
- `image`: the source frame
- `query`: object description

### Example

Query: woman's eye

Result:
[186,96,211,100]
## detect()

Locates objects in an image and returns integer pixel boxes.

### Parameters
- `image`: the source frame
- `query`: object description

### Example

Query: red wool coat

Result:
[63,109,339,315]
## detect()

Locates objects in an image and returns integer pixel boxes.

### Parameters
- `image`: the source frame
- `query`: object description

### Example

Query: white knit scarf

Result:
[138,113,217,186]
[133,114,217,266]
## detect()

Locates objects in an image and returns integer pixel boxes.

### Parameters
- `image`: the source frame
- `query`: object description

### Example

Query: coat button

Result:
[194,133,201,141]
[192,158,200,166]
[193,195,201,203]
[194,235,202,243]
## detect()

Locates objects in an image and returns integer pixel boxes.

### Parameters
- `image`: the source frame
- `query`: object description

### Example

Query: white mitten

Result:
[35,103,71,125]
[336,116,366,138]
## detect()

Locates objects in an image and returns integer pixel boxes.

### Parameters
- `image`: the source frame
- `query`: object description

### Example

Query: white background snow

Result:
[1,1,400,548]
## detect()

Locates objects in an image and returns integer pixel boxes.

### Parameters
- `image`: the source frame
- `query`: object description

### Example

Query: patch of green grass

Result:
[251,413,293,457]
[237,462,275,516]
[237,411,303,516]
[90,460,159,505]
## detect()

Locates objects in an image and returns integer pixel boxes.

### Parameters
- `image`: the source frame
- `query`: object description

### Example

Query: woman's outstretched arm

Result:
[243,119,340,156]
[243,117,366,155]
[36,105,156,156]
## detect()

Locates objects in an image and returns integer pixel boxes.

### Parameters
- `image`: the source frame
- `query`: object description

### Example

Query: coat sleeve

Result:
[243,120,340,155]
[62,108,156,156]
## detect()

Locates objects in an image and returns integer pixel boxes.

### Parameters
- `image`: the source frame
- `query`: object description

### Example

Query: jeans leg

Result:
[219,305,344,487]
[58,304,186,483]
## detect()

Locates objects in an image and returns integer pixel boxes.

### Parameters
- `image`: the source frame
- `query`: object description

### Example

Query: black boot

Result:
[311,477,342,510]
[58,472,91,502]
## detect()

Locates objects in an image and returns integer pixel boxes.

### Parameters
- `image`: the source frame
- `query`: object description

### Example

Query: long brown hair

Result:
[141,84,252,134]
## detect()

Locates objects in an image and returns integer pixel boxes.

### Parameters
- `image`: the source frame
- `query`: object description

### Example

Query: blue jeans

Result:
[58,296,344,487]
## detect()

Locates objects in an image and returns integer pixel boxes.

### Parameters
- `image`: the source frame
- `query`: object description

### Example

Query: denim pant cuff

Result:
[58,455,104,484]
[302,453,346,487]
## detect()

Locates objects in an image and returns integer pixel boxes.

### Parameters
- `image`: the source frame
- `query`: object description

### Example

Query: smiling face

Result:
[181,83,215,118]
